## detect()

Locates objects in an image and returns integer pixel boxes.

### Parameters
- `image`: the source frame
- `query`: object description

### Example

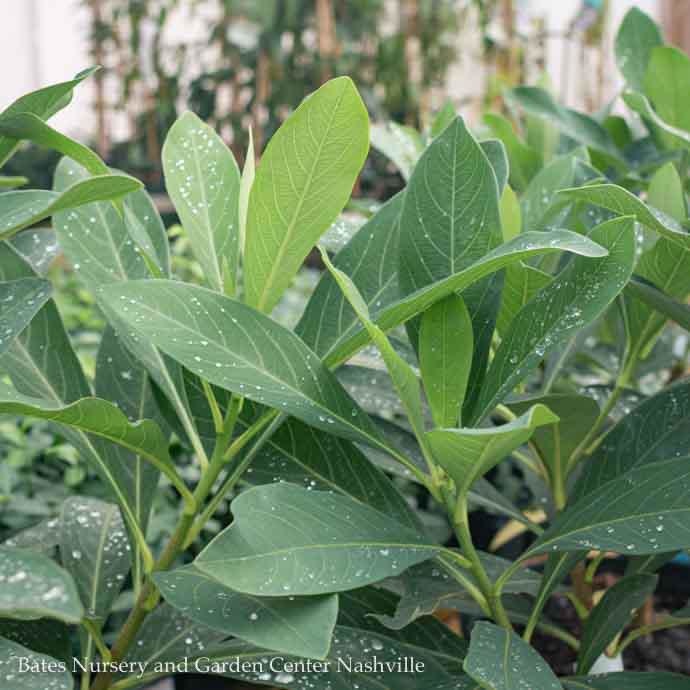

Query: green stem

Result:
[81,620,111,663]
[616,616,690,655]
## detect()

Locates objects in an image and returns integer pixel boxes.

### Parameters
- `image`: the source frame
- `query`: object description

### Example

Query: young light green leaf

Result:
[481,138,509,193]
[559,183,690,249]
[155,565,338,659]
[0,174,143,241]
[427,404,558,496]
[370,120,423,180]
[398,116,503,413]
[615,7,663,92]
[163,111,240,293]
[0,278,51,357]
[577,573,657,674]
[575,380,690,498]
[527,458,690,557]
[195,483,437,596]
[0,637,74,690]
[59,497,131,622]
[244,77,369,312]
[472,217,635,423]
[500,185,522,240]
[0,547,83,624]
[297,192,403,359]
[238,127,255,255]
[420,295,472,427]
[0,66,97,167]
[623,90,690,149]
[99,279,385,450]
[464,621,561,690]
[325,229,608,369]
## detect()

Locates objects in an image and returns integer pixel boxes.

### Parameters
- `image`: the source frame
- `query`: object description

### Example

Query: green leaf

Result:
[3,519,61,555]
[647,160,686,222]
[563,672,690,690]
[500,185,521,240]
[644,45,690,146]
[238,127,255,254]
[0,66,97,167]
[615,7,663,92]
[155,565,338,659]
[527,458,690,557]
[0,113,108,176]
[481,138,509,194]
[245,77,369,312]
[59,497,131,622]
[0,278,51,357]
[472,217,635,422]
[195,483,437,596]
[420,295,472,427]
[0,174,142,242]
[245,416,420,529]
[577,573,657,674]
[427,404,558,496]
[0,619,71,666]
[99,279,385,450]
[370,120,423,180]
[398,116,503,413]
[123,187,170,277]
[0,637,73,689]
[507,86,621,162]
[325,229,608,369]
[464,621,561,690]
[122,603,225,671]
[0,547,83,623]
[163,111,240,293]
[377,553,541,630]
[9,229,59,275]
[559,183,690,249]
[626,276,690,333]
[576,380,690,498]
[484,112,541,191]
[297,192,403,358]
[495,262,551,336]
[623,90,690,149]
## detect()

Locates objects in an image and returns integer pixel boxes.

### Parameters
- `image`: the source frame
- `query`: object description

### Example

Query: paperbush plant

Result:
[2,8,690,690]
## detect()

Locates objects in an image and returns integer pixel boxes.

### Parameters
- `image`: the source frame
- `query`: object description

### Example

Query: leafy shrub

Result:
[1,7,690,690]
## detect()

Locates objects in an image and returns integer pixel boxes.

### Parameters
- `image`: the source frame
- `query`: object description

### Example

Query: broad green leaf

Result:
[472,217,635,423]
[481,138,509,193]
[430,102,457,138]
[123,187,170,276]
[195,625,468,689]
[245,77,369,312]
[577,573,657,673]
[377,553,541,631]
[2,519,61,555]
[244,416,420,529]
[644,45,690,148]
[195,483,437,596]
[297,193,403,358]
[0,547,83,623]
[325,229,608,368]
[0,174,143,241]
[99,279,385,450]
[163,111,240,292]
[420,295,472,427]
[59,497,131,621]
[156,565,338,659]
[9,229,59,275]
[0,66,97,167]
[398,116,503,414]
[507,86,621,162]
[0,637,73,689]
[427,404,558,496]
[464,621,561,690]
[526,458,690,557]
[500,185,521,241]
[495,262,551,336]
[563,672,690,690]
[559,183,690,249]
[624,163,690,357]
[0,278,51,357]
[484,112,541,191]
[370,120,423,180]
[576,380,690,498]
[0,244,152,563]
[615,7,663,92]
[0,619,71,666]
[507,394,600,484]
[238,127,255,254]
[623,90,690,149]
[0,113,108,177]
[122,604,225,671]
[626,276,690,332]
[0,383,177,490]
